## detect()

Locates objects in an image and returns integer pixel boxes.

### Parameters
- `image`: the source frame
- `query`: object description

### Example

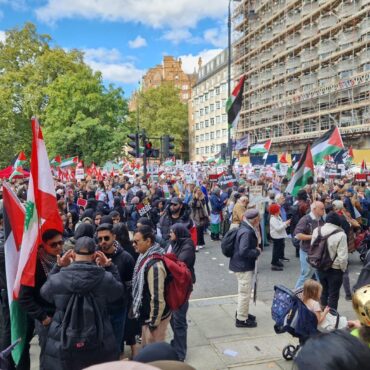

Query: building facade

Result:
[189,49,231,162]
[142,56,196,103]
[233,0,370,152]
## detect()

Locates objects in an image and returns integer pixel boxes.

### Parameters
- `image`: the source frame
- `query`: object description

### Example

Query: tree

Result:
[136,83,188,158]
[0,23,130,167]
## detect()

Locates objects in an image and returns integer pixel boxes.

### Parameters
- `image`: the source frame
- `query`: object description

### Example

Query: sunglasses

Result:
[98,236,111,242]
[49,240,64,248]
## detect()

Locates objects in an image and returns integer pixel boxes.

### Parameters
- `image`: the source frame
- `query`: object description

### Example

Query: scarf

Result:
[38,247,57,277]
[131,243,163,318]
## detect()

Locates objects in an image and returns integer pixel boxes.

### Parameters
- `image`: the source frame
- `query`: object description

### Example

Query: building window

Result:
[205,146,209,153]
[200,95,203,103]
[205,120,209,127]
[196,148,199,154]
[200,147,204,154]
[200,109,204,116]
[210,90,214,98]
[216,101,221,109]
[205,93,209,101]
[222,114,227,122]
[182,84,188,90]
[196,123,199,130]
[222,99,226,107]
[210,118,215,126]
[210,104,214,112]
[196,136,199,142]
[216,130,221,138]
[222,129,227,137]
[200,121,204,129]
[210,132,215,139]
[205,133,210,140]
[210,145,215,153]
[221,83,227,92]
[216,116,221,124]
[216,144,220,151]
[205,106,209,114]
[215,87,220,95]
[200,134,204,141]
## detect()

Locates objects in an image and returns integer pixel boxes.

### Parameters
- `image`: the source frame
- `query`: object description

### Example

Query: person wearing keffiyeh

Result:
[18,229,63,370]
[132,225,171,346]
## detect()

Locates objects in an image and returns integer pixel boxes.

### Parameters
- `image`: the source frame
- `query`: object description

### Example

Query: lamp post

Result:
[227,0,241,171]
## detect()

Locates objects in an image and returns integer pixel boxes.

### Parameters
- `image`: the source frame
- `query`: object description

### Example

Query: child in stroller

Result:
[271,282,347,360]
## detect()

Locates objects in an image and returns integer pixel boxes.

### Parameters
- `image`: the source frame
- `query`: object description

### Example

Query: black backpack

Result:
[61,292,104,352]
[221,227,239,257]
[307,227,342,271]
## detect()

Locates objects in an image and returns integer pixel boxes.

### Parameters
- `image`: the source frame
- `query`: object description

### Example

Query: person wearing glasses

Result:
[96,223,135,354]
[18,228,64,370]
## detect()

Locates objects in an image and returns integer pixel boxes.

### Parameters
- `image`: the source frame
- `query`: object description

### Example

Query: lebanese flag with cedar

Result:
[14,117,63,292]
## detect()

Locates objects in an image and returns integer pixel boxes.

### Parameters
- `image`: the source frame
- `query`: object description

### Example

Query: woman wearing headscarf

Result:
[190,187,208,251]
[167,224,196,362]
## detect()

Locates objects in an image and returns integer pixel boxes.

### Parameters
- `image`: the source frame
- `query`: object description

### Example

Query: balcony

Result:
[302,1,320,16]
[286,56,301,70]
[301,24,318,41]
[336,58,358,73]
[360,18,370,37]
[338,29,360,47]
[336,1,361,19]
[318,14,338,31]
[301,47,318,63]
[272,63,285,76]
[286,33,301,49]
[317,66,336,79]
[317,40,337,58]
[272,42,285,57]
[286,11,301,27]
[360,49,370,65]
[273,23,285,36]
[260,69,272,83]
[261,29,273,43]
[286,79,300,92]
[300,73,318,87]
[260,49,272,63]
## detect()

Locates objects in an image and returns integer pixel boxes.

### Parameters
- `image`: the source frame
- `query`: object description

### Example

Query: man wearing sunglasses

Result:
[96,223,135,354]
[18,228,63,370]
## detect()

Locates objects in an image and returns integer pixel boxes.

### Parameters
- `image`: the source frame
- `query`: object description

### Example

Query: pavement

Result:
[29,236,363,370]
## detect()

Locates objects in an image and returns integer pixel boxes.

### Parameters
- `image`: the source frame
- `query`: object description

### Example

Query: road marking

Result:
[212,257,217,260]
[219,263,224,266]
[190,294,238,302]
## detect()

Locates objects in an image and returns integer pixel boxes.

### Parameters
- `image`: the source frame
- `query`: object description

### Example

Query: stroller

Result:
[355,230,370,263]
[271,285,318,360]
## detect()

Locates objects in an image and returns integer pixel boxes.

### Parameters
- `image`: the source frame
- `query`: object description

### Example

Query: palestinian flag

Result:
[286,144,314,196]
[361,160,367,173]
[3,183,27,364]
[13,151,27,169]
[226,75,245,130]
[348,146,354,160]
[311,126,344,164]
[249,140,271,154]
[50,155,62,166]
[13,118,63,296]
[59,156,79,168]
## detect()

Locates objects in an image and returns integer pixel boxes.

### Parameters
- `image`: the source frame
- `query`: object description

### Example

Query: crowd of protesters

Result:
[1,168,370,369]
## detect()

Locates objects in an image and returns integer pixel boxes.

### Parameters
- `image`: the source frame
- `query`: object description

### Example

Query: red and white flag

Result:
[14,117,63,293]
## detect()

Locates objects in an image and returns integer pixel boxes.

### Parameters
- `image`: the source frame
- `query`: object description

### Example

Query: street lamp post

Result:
[227,0,241,171]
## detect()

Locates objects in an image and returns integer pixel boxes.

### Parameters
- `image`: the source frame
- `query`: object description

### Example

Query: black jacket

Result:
[170,237,196,284]
[18,258,56,322]
[40,261,124,370]
[229,221,260,272]
[102,242,135,314]
[158,205,193,242]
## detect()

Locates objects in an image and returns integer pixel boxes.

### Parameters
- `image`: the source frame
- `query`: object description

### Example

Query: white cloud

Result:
[83,47,145,84]
[128,35,147,49]
[203,27,227,48]
[178,49,223,74]
[35,0,226,29]
[162,29,192,44]
[0,30,6,43]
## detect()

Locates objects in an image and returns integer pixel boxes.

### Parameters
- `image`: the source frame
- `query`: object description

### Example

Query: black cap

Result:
[170,197,182,205]
[74,236,96,255]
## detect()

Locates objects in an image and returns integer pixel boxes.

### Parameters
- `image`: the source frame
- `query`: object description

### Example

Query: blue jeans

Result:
[295,249,319,289]
[109,305,127,353]
[170,301,189,361]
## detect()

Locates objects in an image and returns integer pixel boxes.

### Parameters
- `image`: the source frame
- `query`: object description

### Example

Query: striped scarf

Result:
[38,247,57,277]
[132,243,163,318]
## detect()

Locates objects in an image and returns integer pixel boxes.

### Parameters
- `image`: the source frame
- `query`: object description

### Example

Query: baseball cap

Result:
[244,209,259,219]
[170,197,182,205]
[74,236,96,255]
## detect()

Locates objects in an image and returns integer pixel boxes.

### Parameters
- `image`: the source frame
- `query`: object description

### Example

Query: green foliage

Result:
[0,22,130,167]
[136,83,188,157]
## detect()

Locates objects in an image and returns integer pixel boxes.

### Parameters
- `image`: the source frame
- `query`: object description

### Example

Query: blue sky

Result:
[0,0,233,97]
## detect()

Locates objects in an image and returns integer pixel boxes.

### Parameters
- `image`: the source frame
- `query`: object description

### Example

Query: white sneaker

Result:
[198,245,204,250]
[195,245,199,252]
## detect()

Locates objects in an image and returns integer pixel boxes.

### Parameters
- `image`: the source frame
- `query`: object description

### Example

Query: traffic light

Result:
[127,133,140,157]
[163,135,175,158]
[144,141,160,158]
[220,143,227,160]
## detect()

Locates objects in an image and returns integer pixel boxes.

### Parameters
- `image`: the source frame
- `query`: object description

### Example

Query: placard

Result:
[75,168,85,180]
[136,198,152,217]
[249,185,263,197]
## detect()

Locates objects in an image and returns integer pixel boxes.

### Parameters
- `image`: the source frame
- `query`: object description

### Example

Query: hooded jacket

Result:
[158,204,193,242]
[168,224,196,284]
[311,223,348,272]
[40,261,124,370]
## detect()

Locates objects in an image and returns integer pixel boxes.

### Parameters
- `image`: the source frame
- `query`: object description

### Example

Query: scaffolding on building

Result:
[233,0,370,150]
